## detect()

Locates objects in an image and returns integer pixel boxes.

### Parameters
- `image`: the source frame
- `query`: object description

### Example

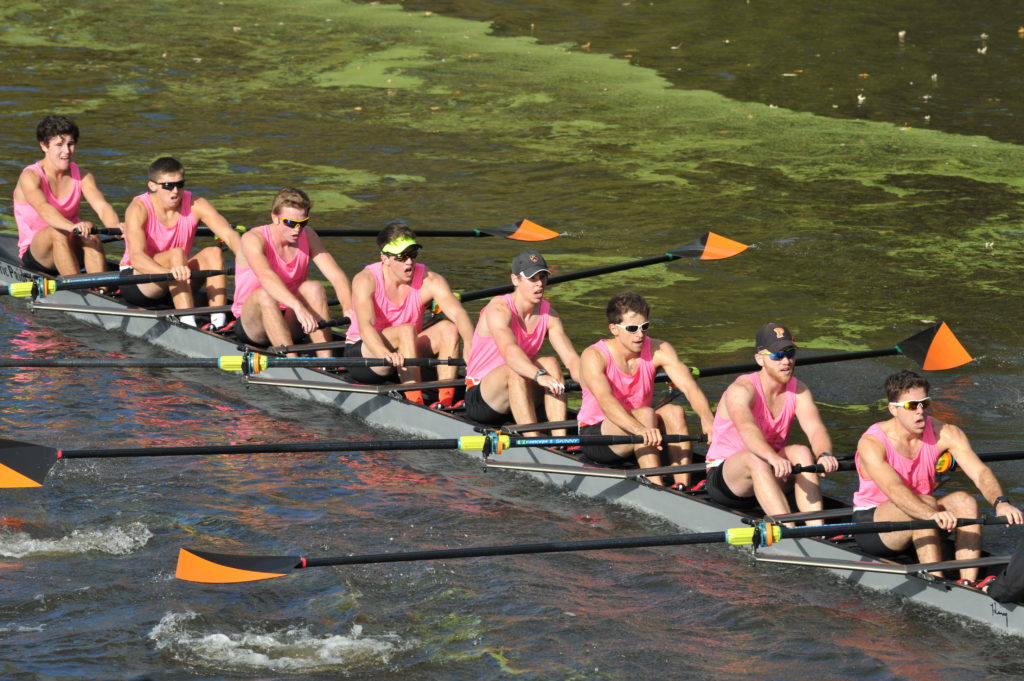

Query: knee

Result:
[536,356,561,373]
[633,406,657,427]
[298,280,326,302]
[942,491,978,514]
[657,404,687,430]
[197,246,223,266]
[787,444,814,465]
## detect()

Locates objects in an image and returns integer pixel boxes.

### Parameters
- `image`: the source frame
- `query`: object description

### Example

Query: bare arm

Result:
[544,307,580,383]
[193,197,240,255]
[792,382,838,473]
[423,269,474,357]
[936,421,1024,525]
[581,344,653,437]
[653,340,714,437]
[486,299,549,380]
[350,268,397,362]
[124,198,173,276]
[79,171,123,231]
[307,229,352,316]
[16,169,83,233]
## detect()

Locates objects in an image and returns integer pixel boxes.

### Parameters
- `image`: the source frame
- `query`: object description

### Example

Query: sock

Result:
[211,312,227,328]
[180,315,197,327]
[438,387,456,407]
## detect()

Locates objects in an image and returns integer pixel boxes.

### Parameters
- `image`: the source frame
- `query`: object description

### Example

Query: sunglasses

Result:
[156,180,186,191]
[761,348,797,361]
[889,396,932,411]
[386,247,421,262]
[614,321,651,334]
[281,217,310,230]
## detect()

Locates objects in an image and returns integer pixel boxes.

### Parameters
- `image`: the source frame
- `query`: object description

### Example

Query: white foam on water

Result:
[0,522,153,558]
[148,611,415,673]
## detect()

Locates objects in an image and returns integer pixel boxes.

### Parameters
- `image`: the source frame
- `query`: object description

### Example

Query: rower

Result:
[230,187,353,357]
[13,114,123,276]
[343,221,473,406]
[119,157,240,329]
[704,323,839,524]
[576,292,714,487]
[463,250,580,436]
[852,369,1024,582]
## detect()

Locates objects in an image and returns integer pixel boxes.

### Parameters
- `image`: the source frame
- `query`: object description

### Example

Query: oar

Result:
[0,350,458,374]
[186,220,559,241]
[0,433,704,489]
[1,269,232,298]
[175,516,1010,583]
[654,322,973,408]
[453,232,748,304]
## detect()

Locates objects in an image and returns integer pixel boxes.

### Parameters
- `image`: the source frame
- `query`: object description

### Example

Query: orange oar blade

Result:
[493,218,560,242]
[898,322,973,371]
[0,439,59,488]
[698,232,749,260]
[176,548,299,583]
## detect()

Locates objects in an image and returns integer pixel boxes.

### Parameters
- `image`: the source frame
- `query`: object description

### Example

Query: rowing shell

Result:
[0,232,1019,635]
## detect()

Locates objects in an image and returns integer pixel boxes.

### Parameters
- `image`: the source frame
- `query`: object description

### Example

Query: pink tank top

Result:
[14,162,83,257]
[706,372,797,463]
[119,192,198,267]
[345,262,426,343]
[852,418,940,509]
[576,337,655,426]
[465,294,550,384]
[230,224,310,317]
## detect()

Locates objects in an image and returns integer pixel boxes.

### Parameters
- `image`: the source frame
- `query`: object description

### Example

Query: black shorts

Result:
[852,508,905,558]
[705,463,758,510]
[118,269,173,308]
[463,384,510,427]
[578,423,633,465]
[21,249,59,277]
[343,341,398,384]
[233,318,269,348]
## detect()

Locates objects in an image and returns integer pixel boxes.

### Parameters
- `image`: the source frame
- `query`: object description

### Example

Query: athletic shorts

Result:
[233,318,269,348]
[852,508,906,558]
[578,422,633,465]
[117,268,173,308]
[21,250,59,277]
[704,462,758,510]
[463,384,510,427]
[342,341,398,384]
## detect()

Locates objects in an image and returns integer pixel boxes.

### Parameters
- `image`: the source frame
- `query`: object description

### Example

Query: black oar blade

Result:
[669,232,749,261]
[0,439,59,488]
[176,549,301,583]
[897,322,972,371]
[488,219,560,242]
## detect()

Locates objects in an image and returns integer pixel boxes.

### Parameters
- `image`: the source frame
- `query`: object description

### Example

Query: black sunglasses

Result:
[155,180,186,191]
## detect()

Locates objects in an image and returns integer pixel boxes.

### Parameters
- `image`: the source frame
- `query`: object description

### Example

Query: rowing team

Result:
[13,115,1024,586]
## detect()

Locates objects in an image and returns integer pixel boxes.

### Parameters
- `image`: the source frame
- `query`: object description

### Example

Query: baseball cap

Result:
[511,250,550,278]
[755,323,797,353]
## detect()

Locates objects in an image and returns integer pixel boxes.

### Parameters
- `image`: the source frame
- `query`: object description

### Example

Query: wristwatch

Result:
[533,368,549,381]
[994,495,1010,506]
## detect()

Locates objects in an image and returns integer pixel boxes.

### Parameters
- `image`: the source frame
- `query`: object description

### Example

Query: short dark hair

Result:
[36,115,79,145]
[271,187,312,215]
[148,156,184,180]
[884,369,930,403]
[606,291,650,325]
[377,220,416,250]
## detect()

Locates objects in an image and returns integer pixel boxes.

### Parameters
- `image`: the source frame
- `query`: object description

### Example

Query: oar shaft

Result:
[692,347,900,378]
[0,357,223,369]
[303,530,728,568]
[59,438,463,459]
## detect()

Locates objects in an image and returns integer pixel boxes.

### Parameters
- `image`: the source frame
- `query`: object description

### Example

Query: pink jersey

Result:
[465,294,550,385]
[119,191,198,267]
[706,373,797,464]
[14,161,83,257]
[230,224,310,317]
[852,418,940,510]
[345,262,426,343]
[576,337,655,426]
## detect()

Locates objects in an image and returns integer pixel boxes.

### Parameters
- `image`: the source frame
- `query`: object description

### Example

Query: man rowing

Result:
[576,292,714,487]
[119,157,240,329]
[463,250,580,436]
[704,323,838,523]
[231,187,352,357]
[13,115,123,276]
[344,221,473,406]
[852,369,1023,582]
